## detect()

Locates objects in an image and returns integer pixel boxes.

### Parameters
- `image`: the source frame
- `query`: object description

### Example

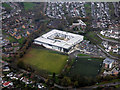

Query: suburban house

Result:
[70,19,86,29]
[103,58,115,69]
[3,81,13,87]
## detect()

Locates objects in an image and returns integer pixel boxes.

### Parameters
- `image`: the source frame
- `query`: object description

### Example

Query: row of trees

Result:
[47,73,120,88]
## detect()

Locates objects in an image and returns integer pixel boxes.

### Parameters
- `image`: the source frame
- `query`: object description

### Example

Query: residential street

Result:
[97,34,120,44]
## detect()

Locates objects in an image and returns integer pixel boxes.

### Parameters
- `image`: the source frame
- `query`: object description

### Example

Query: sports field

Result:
[69,57,103,77]
[23,2,35,11]
[20,48,68,74]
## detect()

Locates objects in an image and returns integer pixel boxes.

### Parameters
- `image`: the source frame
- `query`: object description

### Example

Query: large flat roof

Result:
[34,29,84,49]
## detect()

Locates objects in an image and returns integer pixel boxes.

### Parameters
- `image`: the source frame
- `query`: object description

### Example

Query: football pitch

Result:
[19,47,68,74]
[69,57,103,77]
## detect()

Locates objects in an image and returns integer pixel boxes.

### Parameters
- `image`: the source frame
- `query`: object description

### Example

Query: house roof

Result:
[103,58,114,65]
[3,81,11,86]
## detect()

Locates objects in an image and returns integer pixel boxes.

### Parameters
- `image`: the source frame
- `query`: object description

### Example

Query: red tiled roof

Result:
[3,81,11,86]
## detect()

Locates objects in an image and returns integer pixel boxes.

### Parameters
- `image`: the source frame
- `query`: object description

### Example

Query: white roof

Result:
[103,58,114,65]
[73,19,86,26]
[34,29,84,49]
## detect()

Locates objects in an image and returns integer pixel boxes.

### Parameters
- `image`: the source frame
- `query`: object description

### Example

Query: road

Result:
[97,34,119,44]
[54,80,120,89]
[86,81,120,89]
[97,45,119,60]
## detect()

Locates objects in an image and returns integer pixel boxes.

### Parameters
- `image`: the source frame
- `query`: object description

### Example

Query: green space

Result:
[2,3,12,9]
[84,3,91,17]
[6,35,17,43]
[109,51,120,58]
[23,2,35,11]
[69,57,103,77]
[2,57,12,61]
[99,34,119,42]
[85,32,102,44]
[115,84,120,88]
[77,54,90,56]
[19,48,68,74]
[97,79,120,85]
[18,37,25,44]
[109,3,115,19]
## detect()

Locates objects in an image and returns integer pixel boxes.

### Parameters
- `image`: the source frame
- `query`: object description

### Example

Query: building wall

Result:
[104,63,112,69]
[105,64,108,68]
[109,63,112,68]
[34,40,65,53]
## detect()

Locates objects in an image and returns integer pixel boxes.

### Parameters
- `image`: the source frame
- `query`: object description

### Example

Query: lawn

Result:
[2,3,12,9]
[109,3,116,19]
[84,3,91,17]
[19,48,68,74]
[109,51,120,58]
[6,35,17,43]
[69,57,103,77]
[99,33,119,42]
[77,54,90,56]
[97,79,120,85]
[86,32,102,44]
[23,2,35,11]
[18,37,25,44]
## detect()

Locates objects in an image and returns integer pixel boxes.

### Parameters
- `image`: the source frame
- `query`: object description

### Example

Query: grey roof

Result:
[34,29,84,49]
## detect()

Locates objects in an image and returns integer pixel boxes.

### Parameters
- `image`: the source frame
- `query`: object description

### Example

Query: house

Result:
[100,30,106,36]
[103,58,115,69]
[113,48,118,53]
[14,28,17,32]
[22,25,25,29]
[3,81,13,87]
[3,66,10,72]
[2,53,10,57]
[71,19,86,29]
[11,42,19,46]
[7,72,13,77]
[27,31,30,35]
[112,45,118,53]
[102,41,108,48]
[112,68,119,75]
[37,83,45,89]
[20,77,32,84]
[10,76,18,80]
[15,35,21,39]
[4,45,13,51]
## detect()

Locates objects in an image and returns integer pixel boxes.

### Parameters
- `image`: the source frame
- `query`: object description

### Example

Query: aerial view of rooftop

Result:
[0,1,120,89]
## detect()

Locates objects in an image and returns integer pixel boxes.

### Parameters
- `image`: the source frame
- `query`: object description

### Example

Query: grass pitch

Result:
[69,57,103,77]
[20,47,68,74]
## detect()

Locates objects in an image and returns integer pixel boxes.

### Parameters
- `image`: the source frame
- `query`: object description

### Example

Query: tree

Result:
[73,81,79,88]
[17,61,25,69]
[62,76,71,86]
[118,72,120,79]
[52,72,56,83]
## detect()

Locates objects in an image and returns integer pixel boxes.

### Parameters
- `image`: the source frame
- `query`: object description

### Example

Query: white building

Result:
[34,29,84,54]
[103,58,114,69]
[100,30,106,36]
[71,19,86,29]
